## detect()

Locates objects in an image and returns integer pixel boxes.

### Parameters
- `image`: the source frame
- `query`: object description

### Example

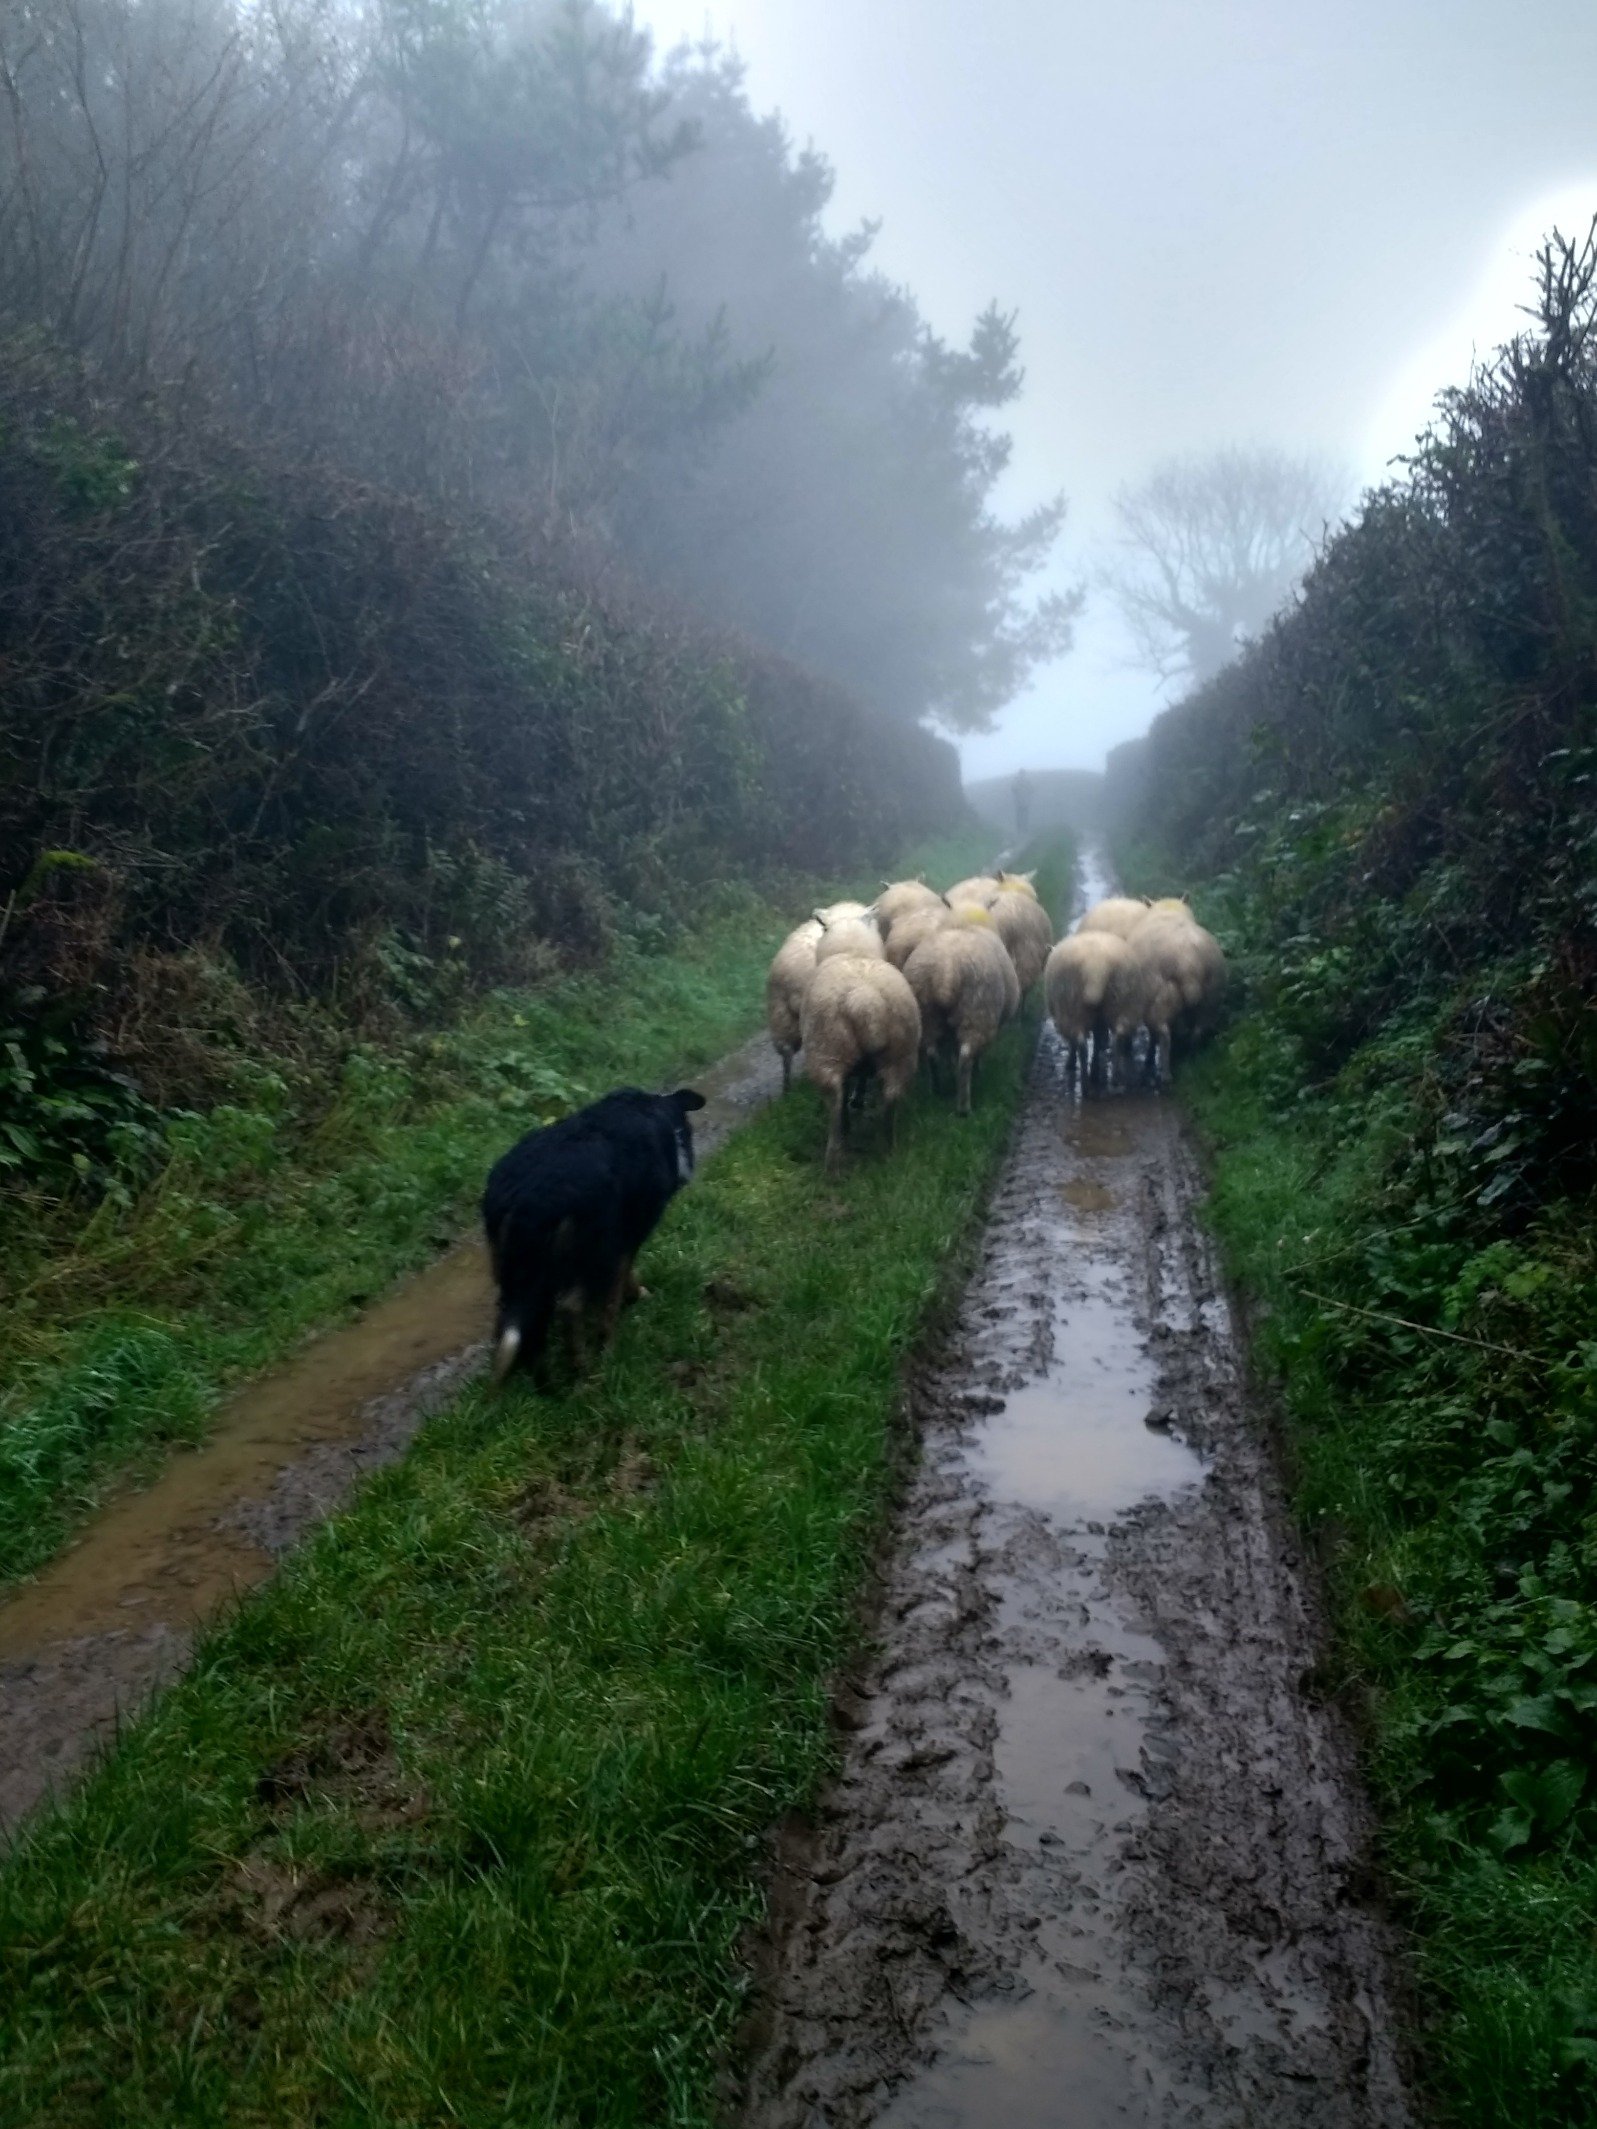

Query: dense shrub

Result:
[1112,230,1597,2118]
[0,335,960,1162]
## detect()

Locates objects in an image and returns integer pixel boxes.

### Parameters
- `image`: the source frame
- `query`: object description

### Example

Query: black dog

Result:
[482,1086,707,1386]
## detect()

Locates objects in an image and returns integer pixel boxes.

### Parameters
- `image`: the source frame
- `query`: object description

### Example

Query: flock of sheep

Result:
[764,866,1228,1171]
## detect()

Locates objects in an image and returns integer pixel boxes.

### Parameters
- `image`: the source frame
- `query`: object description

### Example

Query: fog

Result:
[636,0,1597,777]
[8,0,1595,784]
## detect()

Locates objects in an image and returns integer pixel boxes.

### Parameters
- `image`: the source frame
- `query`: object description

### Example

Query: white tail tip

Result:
[490,1323,521,1387]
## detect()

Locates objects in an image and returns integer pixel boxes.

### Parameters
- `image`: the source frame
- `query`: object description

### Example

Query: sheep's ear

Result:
[812,907,829,927]
[1019,870,1036,885]
[939,893,952,908]
[672,1088,707,1113]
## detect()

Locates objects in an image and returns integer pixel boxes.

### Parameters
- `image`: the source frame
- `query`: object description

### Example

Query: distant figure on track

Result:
[1013,767,1032,837]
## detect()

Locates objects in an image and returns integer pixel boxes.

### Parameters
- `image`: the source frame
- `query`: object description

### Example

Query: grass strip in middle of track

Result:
[0,1012,1037,2126]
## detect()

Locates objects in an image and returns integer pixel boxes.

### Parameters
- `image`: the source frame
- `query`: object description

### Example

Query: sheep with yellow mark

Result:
[1076,895,1151,940]
[1108,911,1227,1083]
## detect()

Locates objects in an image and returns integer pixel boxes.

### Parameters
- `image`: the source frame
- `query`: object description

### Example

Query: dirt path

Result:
[737,854,1413,2128]
[0,1031,784,1834]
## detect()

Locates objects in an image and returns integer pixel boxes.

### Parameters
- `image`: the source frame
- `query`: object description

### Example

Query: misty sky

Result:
[631,0,1597,778]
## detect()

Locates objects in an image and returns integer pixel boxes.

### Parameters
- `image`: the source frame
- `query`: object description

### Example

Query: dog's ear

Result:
[673,1088,707,1113]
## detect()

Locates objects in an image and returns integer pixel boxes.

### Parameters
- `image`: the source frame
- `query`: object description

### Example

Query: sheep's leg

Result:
[884,1096,897,1151]
[780,1046,793,1094]
[825,1090,846,1176]
[1152,1026,1171,1087]
[956,1044,974,1116]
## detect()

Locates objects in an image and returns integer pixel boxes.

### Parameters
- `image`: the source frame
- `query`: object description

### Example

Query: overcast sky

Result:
[630,0,1597,778]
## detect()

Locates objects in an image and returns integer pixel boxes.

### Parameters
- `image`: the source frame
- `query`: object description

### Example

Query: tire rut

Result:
[735,863,1412,2129]
[0,1030,785,1835]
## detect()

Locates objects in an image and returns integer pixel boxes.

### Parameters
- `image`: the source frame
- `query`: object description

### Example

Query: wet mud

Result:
[737,867,1412,2127]
[0,1030,785,1833]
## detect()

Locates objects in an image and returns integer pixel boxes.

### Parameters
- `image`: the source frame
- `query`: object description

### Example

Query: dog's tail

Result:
[490,1215,576,1389]
[490,1319,522,1387]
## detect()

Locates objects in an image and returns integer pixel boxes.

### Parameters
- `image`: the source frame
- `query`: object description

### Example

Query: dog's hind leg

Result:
[601,1256,635,1350]
[554,1293,587,1382]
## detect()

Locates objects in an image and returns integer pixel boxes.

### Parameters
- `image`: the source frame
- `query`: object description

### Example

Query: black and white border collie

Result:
[482,1087,706,1386]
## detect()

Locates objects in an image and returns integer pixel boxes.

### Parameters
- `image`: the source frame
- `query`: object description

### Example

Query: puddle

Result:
[968,1259,1202,1522]
[0,1029,784,1832]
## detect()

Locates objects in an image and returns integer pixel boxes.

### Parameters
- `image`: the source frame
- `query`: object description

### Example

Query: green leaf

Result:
[1488,1804,1533,1853]
[1504,1695,1564,1734]
[1501,1759,1586,1831]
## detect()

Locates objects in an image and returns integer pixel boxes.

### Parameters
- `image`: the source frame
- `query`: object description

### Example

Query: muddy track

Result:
[737,868,1413,2126]
[0,1032,785,1834]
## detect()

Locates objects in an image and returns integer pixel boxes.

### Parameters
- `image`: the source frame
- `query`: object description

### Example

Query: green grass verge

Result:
[1115,849,1597,2128]
[0,829,995,1589]
[0,958,1052,2123]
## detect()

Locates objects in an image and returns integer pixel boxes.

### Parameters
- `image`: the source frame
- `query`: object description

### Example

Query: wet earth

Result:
[0,1031,784,1832]
[734,862,1413,2127]
[0,863,1414,2128]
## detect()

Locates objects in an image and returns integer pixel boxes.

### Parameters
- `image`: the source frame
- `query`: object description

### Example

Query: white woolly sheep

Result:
[1139,911,1228,1044]
[993,868,1039,901]
[989,884,1053,995]
[814,899,871,926]
[1045,930,1130,1088]
[1108,913,1227,1082]
[883,898,951,971]
[800,955,922,1175]
[902,914,1013,1115]
[1102,935,1185,1087]
[814,908,886,965]
[873,878,946,936]
[1076,895,1152,940]
[944,873,1003,909]
[764,917,823,1093]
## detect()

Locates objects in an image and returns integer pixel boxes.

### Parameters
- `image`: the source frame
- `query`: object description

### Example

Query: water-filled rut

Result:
[0,1031,784,1832]
[737,856,1412,2127]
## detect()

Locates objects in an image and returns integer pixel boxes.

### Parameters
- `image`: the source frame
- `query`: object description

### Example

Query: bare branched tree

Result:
[1104,447,1347,689]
